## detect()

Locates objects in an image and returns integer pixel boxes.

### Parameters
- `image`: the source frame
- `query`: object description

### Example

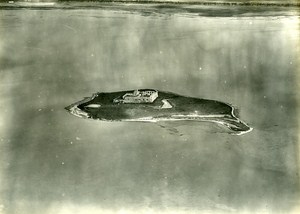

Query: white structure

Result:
[161,99,172,109]
[114,89,158,104]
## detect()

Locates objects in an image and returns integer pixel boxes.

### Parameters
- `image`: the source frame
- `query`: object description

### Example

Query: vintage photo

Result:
[0,0,299,213]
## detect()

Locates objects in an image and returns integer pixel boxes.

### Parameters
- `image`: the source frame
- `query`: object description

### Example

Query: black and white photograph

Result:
[0,0,299,213]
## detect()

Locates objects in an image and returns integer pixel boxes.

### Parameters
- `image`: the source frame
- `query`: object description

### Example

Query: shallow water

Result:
[0,3,299,214]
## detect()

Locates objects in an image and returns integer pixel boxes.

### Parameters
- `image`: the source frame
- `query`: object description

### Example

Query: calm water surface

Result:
[0,3,299,214]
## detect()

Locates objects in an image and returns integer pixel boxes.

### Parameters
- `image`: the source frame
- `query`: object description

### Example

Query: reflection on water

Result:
[0,3,299,214]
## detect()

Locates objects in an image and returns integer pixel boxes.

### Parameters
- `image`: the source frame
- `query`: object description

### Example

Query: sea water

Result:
[0,2,299,214]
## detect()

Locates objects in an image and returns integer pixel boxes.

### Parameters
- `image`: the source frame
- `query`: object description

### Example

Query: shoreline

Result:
[65,89,253,134]
[1,1,300,7]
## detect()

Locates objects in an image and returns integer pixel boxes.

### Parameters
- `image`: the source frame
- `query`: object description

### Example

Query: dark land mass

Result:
[1,1,298,18]
[66,89,252,134]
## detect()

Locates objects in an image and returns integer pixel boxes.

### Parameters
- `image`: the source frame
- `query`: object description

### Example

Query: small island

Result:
[65,89,252,135]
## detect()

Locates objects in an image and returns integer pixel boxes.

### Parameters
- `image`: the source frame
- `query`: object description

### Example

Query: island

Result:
[65,89,252,135]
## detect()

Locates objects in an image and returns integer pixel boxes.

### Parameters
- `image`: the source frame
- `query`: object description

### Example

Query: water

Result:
[0,3,299,214]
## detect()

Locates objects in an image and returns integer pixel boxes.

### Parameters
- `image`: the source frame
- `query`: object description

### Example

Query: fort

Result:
[113,89,158,104]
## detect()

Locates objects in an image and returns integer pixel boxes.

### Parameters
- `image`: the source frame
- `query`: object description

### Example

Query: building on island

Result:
[113,89,158,104]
